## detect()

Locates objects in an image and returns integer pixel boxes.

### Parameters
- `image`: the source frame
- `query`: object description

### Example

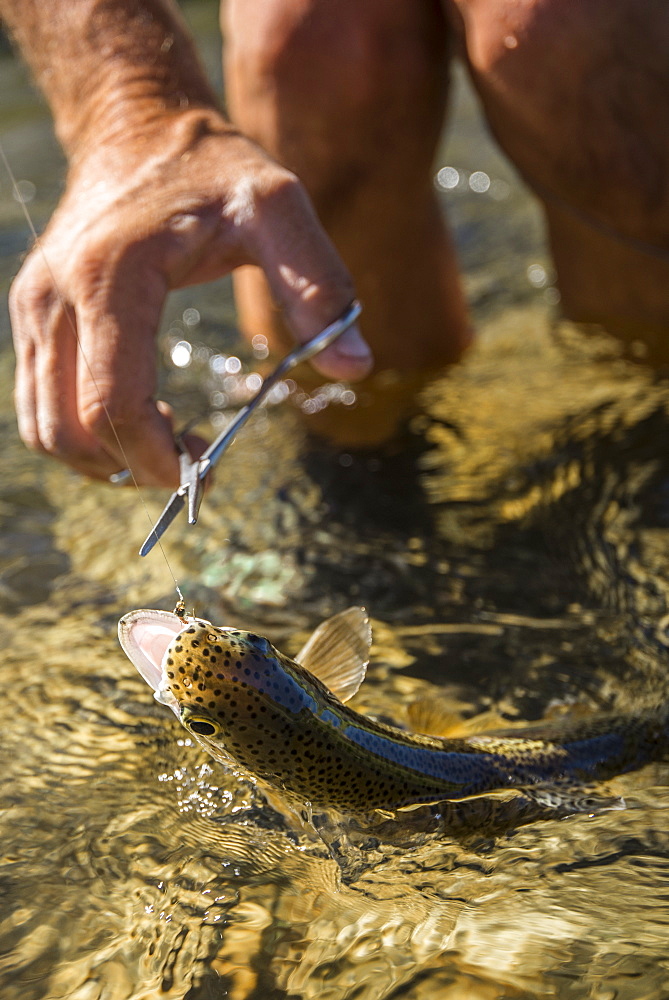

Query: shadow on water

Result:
[3,5,669,999]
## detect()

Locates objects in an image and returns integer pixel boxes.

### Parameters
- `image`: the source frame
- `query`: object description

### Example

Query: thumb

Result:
[246,176,374,381]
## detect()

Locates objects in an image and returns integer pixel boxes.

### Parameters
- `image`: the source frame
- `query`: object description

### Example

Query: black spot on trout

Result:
[123,608,669,816]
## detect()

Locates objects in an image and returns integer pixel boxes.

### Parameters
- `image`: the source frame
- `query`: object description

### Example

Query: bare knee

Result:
[223,0,450,201]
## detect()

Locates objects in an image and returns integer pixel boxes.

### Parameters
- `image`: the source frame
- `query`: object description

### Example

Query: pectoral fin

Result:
[296,607,372,702]
[406,697,465,737]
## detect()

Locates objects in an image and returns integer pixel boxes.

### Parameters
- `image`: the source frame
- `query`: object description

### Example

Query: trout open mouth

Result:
[118,609,201,715]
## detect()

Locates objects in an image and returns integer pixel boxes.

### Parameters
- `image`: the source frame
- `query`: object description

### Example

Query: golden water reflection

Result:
[3,306,669,998]
[3,8,669,991]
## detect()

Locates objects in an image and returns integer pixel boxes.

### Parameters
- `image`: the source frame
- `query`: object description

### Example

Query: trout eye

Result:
[184,715,221,738]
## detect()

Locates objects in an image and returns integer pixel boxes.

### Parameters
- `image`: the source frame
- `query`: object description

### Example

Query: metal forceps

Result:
[138,299,362,556]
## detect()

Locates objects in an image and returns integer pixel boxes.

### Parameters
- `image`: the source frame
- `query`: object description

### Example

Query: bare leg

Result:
[450,0,669,361]
[222,0,471,387]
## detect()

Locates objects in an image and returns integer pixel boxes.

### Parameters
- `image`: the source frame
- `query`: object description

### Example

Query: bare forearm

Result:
[0,0,220,158]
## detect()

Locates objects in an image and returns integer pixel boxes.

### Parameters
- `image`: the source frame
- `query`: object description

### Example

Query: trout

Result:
[118,607,668,815]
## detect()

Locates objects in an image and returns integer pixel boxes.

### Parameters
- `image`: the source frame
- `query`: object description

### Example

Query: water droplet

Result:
[251,334,270,359]
[268,381,290,404]
[182,307,200,327]
[435,166,460,190]
[13,179,36,204]
[527,264,548,288]
[171,341,192,368]
[469,171,491,194]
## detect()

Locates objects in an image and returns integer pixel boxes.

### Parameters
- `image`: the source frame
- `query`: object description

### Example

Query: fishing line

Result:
[0,139,185,604]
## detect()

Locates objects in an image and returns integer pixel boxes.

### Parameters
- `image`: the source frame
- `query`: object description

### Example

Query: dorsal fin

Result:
[295,607,372,702]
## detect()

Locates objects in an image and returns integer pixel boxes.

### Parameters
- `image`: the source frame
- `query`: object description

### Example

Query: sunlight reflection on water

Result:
[2,7,669,1000]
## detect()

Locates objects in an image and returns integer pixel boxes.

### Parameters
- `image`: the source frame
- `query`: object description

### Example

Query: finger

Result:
[241,174,374,381]
[13,333,41,453]
[37,304,129,479]
[10,269,123,478]
[10,268,48,453]
[75,259,182,487]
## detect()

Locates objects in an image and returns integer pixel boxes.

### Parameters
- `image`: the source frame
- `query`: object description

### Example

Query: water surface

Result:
[2,6,669,998]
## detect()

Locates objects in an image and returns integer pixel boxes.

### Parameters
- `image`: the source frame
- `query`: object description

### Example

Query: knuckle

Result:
[37,424,101,472]
[17,423,46,455]
[79,395,118,438]
[250,170,319,238]
[79,393,141,443]
[264,168,305,204]
[222,164,302,233]
[69,252,113,310]
[9,264,56,328]
[37,419,71,459]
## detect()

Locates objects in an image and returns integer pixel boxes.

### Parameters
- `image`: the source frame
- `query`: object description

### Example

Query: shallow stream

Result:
[2,6,669,998]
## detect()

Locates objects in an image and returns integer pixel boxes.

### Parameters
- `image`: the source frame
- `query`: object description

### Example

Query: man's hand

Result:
[9,111,372,486]
[1,0,371,486]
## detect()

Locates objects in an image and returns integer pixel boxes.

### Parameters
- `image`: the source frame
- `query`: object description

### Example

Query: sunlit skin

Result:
[0,0,372,486]
[227,0,669,350]
[3,0,669,483]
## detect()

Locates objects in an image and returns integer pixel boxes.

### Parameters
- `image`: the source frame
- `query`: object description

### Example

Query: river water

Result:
[2,4,669,999]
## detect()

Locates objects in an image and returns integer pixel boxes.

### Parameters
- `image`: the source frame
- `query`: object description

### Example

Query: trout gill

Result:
[118,607,669,816]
